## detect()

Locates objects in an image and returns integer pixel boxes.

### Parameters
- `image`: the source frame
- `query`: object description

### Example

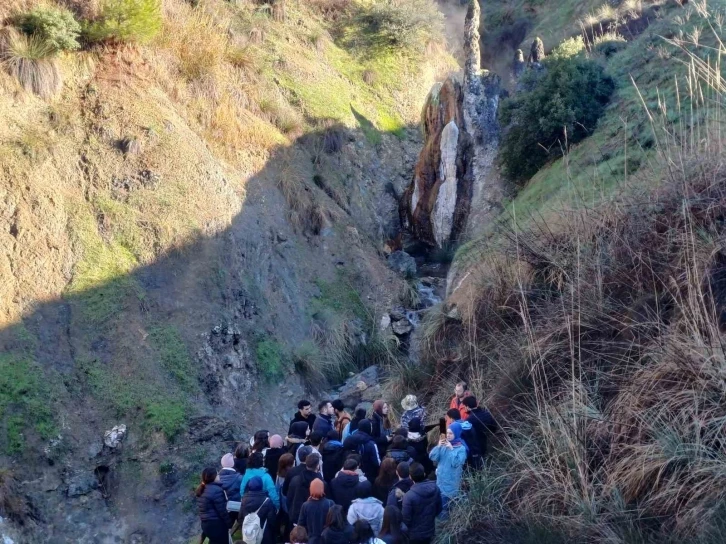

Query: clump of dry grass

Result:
[0,28,62,99]
[0,469,35,524]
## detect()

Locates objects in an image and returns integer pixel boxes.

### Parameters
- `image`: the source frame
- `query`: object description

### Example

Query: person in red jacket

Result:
[449,381,472,421]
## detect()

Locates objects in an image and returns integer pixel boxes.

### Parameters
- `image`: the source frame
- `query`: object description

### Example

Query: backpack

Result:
[242,497,269,544]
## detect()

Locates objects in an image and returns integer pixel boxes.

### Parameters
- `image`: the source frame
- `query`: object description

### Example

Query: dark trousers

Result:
[410,539,432,544]
[201,519,229,544]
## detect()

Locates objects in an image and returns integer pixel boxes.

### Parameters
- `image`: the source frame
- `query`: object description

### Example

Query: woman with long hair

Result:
[378,506,406,544]
[252,429,271,455]
[321,504,354,544]
[351,520,385,544]
[372,458,398,503]
[371,400,392,456]
[195,467,231,544]
[276,453,296,543]
[234,443,249,475]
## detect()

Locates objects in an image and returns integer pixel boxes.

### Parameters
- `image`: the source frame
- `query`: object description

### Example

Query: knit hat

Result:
[310,478,325,499]
[221,453,234,468]
[270,434,284,448]
[298,445,314,462]
[246,476,263,492]
[408,417,422,433]
[401,394,418,411]
[358,419,372,435]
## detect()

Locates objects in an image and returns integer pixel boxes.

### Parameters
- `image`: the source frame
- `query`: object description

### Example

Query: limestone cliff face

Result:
[401,0,502,248]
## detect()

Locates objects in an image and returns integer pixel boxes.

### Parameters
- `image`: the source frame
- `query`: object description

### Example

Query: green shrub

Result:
[16,6,81,52]
[499,55,615,183]
[350,0,444,56]
[145,399,186,439]
[256,338,286,380]
[85,0,162,44]
[548,35,585,60]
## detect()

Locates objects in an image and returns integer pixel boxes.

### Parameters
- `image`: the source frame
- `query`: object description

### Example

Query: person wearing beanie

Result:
[265,434,285,481]
[321,429,345,483]
[297,478,335,544]
[218,453,243,523]
[400,395,426,430]
[343,419,380,483]
[429,422,467,510]
[239,476,277,544]
[288,453,327,529]
[331,399,351,438]
[240,452,280,510]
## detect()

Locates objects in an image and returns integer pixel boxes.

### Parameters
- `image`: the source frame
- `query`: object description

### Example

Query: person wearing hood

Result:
[321,504,354,544]
[343,408,367,441]
[332,400,351,438]
[321,430,345,483]
[298,478,335,544]
[265,434,286,480]
[287,421,311,461]
[218,453,243,523]
[429,422,467,510]
[313,400,335,437]
[346,484,384,536]
[330,457,372,514]
[405,418,433,475]
[239,476,277,544]
[446,408,481,470]
[401,463,442,544]
[240,452,280,510]
[400,395,426,430]
[342,419,380,483]
[196,467,232,544]
[290,400,317,434]
[370,400,392,457]
[385,462,412,511]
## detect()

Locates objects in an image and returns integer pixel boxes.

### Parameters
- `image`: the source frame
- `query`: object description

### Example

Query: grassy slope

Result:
[0,0,454,454]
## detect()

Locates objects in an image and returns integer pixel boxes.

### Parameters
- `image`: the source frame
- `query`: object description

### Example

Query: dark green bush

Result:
[84,0,162,44]
[349,0,444,56]
[16,6,81,52]
[499,55,615,183]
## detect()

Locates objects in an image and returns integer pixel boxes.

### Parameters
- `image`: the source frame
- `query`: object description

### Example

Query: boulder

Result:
[392,318,414,336]
[187,416,235,443]
[337,366,380,408]
[103,424,127,449]
[67,473,98,498]
[379,314,391,331]
[387,251,417,278]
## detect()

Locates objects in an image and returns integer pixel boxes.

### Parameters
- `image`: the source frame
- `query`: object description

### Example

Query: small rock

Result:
[389,308,406,321]
[67,473,98,498]
[276,232,287,243]
[118,137,142,155]
[379,314,391,331]
[87,440,103,459]
[387,251,417,278]
[392,319,413,336]
[103,424,127,449]
[445,305,461,321]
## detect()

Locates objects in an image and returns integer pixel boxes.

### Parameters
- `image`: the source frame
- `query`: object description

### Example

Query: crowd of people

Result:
[195,382,497,544]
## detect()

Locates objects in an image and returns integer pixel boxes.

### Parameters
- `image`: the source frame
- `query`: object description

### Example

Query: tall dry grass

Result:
[435,3,726,542]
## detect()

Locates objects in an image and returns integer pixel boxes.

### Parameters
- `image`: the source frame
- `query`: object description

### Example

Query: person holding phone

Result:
[428,422,468,512]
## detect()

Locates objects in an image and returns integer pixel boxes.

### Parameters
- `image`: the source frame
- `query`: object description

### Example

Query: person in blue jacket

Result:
[428,422,468,511]
[240,452,280,510]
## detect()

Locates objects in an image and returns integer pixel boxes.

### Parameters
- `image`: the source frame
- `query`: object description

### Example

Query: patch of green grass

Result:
[255,337,287,381]
[311,273,368,321]
[0,354,56,454]
[145,399,187,438]
[147,325,197,392]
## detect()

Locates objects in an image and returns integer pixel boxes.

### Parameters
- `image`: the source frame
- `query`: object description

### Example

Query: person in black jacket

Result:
[290,399,317,434]
[321,430,345,483]
[298,478,335,544]
[196,467,232,544]
[321,504,354,544]
[379,505,407,544]
[234,443,249,475]
[385,435,413,466]
[330,458,372,514]
[265,434,285,481]
[342,420,380,482]
[283,446,313,499]
[373,458,398,504]
[446,408,482,469]
[218,453,243,524]
[289,453,327,526]
[385,462,412,511]
[288,421,311,460]
[462,396,498,459]
[347,408,367,437]
[406,418,434,476]
[239,476,276,544]
[401,463,442,544]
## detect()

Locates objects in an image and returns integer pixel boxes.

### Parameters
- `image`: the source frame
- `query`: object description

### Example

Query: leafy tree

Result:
[16,6,81,52]
[84,0,162,44]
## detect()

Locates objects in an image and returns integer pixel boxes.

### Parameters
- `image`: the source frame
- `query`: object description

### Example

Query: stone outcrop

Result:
[400,0,502,248]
